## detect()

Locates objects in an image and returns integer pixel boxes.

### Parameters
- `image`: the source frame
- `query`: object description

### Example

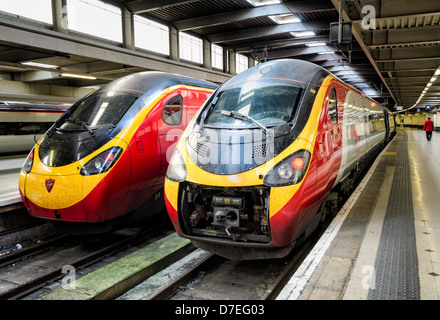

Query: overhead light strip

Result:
[269,14,301,24]
[291,31,315,37]
[306,42,326,47]
[61,73,97,80]
[406,66,440,112]
[22,61,58,69]
[246,0,281,6]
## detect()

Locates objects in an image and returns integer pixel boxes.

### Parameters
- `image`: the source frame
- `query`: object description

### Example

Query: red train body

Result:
[19,72,216,233]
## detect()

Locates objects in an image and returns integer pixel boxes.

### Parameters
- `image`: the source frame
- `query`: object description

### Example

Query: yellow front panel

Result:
[23,137,128,209]
[164,179,180,211]
[25,172,85,209]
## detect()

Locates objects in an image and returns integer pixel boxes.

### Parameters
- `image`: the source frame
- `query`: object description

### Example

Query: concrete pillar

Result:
[122,8,135,50]
[203,39,212,70]
[222,48,228,73]
[248,57,255,69]
[436,111,440,130]
[169,25,180,62]
[51,0,67,33]
[228,50,236,75]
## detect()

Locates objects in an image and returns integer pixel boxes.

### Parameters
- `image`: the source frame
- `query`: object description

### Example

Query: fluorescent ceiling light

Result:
[246,0,281,6]
[22,61,58,69]
[61,73,96,80]
[291,31,315,37]
[306,42,326,47]
[318,51,335,55]
[269,14,300,24]
[411,66,439,110]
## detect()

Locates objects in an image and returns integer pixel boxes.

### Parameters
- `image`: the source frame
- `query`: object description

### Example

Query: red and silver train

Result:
[0,102,70,155]
[19,72,217,233]
[164,59,396,260]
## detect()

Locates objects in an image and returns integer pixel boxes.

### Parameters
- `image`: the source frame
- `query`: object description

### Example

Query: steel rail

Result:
[0,225,165,300]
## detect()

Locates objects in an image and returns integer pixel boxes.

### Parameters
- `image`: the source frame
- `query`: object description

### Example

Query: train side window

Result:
[162,95,183,126]
[328,88,338,124]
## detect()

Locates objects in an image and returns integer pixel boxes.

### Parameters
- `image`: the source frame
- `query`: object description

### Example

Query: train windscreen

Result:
[204,80,302,129]
[59,91,140,131]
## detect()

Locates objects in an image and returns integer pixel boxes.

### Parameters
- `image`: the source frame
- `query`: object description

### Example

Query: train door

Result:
[158,90,188,185]
[353,95,366,161]
[362,100,370,152]
[328,86,342,183]
[384,111,390,139]
[316,84,342,197]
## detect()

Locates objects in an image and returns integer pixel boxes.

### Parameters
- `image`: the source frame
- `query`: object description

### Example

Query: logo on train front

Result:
[45,179,55,193]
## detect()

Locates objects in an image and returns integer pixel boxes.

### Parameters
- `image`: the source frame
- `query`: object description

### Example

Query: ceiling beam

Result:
[262,46,338,60]
[352,11,440,26]
[174,1,335,31]
[368,25,440,47]
[125,0,200,14]
[207,20,330,43]
[227,35,330,53]
[374,0,440,18]
[375,57,440,63]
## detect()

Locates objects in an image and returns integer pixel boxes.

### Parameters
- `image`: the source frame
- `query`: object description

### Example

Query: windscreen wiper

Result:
[199,92,222,133]
[220,110,268,134]
[66,118,94,135]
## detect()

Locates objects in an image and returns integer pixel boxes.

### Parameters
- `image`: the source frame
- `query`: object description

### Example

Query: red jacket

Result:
[423,119,434,132]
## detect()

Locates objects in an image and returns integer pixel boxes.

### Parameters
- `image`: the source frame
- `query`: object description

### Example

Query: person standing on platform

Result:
[423,117,434,141]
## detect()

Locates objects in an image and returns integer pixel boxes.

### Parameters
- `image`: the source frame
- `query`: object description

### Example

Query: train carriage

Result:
[0,102,70,155]
[164,59,395,260]
[18,72,217,233]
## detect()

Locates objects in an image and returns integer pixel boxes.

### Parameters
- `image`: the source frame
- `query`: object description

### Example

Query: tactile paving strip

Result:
[368,132,420,299]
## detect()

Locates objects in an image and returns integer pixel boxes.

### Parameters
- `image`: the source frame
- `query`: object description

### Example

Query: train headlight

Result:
[22,148,34,173]
[80,147,123,176]
[166,149,187,182]
[277,163,294,180]
[263,150,311,187]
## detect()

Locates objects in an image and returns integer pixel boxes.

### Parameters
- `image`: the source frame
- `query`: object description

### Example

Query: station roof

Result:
[0,0,439,112]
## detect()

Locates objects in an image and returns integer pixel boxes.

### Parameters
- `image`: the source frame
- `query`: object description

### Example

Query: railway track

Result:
[0,219,325,301]
[0,223,168,300]
[156,229,322,301]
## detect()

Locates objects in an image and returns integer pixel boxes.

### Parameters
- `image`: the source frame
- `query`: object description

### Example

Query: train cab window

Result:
[204,82,302,128]
[162,95,183,126]
[328,88,338,124]
[60,91,139,131]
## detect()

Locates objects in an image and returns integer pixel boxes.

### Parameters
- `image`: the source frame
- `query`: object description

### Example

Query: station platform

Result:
[277,128,440,300]
[0,155,24,208]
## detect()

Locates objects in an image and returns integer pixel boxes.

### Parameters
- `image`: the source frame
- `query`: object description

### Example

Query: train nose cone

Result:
[23,172,87,220]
